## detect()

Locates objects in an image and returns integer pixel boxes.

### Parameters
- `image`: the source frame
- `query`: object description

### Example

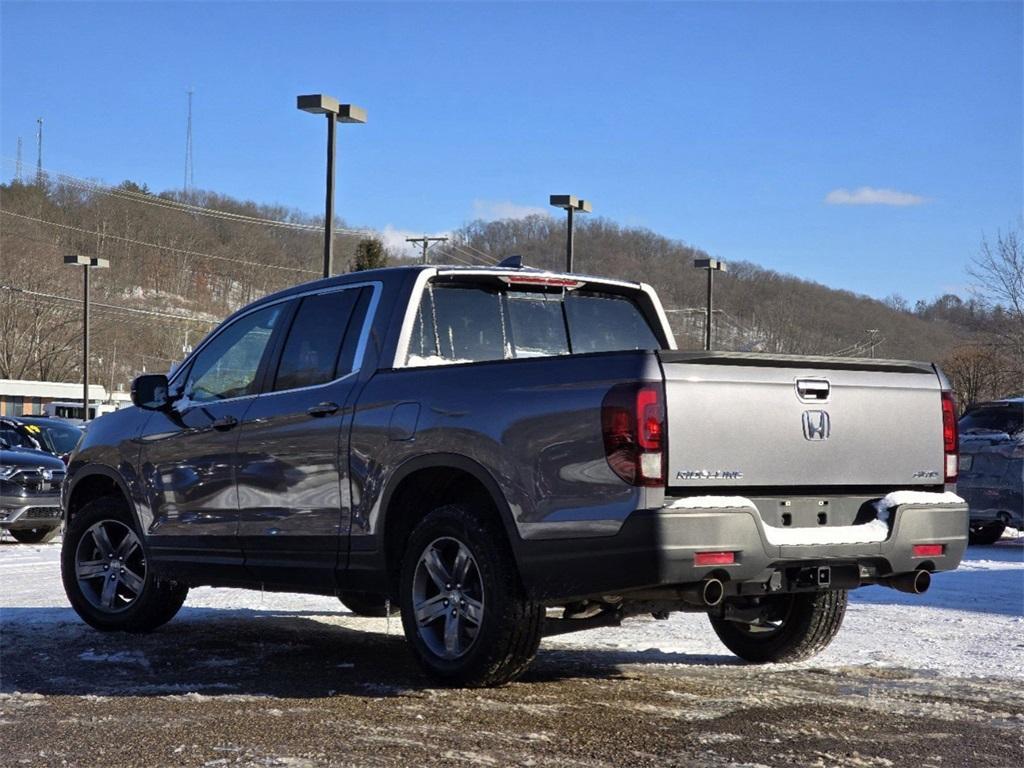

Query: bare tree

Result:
[969,225,1024,381]
[941,343,1013,410]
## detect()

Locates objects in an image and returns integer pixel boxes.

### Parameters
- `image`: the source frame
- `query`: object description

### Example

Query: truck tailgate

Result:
[659,352,945,490]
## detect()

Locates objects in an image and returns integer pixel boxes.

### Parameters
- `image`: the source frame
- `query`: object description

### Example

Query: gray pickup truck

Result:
[60,264,968,685]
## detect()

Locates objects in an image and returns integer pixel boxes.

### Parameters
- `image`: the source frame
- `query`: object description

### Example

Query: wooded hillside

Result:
[1,176,1015,404]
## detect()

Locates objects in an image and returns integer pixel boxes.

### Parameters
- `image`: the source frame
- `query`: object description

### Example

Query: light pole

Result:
[64,255,109,421]
[693,258,727,351]
[297,94,367,278]
[549,195,591,272]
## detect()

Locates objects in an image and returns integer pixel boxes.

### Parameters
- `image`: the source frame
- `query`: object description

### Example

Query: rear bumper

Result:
[518,495,968,602]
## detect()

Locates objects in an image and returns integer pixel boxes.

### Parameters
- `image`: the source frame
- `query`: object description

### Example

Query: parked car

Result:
[1,441,66,543]
[1,416,84,463]
[958,398,1024,544]
[42,401,116,421]
[60,264,968,686]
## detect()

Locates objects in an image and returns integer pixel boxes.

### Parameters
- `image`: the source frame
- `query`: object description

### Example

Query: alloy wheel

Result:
[75,519,146,612]
[411,536,485,659]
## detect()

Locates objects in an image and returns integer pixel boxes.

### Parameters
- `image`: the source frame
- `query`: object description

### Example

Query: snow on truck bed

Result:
[0,532,1021,690]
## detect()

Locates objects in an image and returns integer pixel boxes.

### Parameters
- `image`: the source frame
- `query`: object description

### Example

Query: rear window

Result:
[960,404,1024,436]
[406,282,660,366]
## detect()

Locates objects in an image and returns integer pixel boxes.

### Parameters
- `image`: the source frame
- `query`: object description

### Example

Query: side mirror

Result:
[131,374,170,410]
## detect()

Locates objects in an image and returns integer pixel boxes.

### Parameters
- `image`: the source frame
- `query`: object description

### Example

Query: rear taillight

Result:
[913,543,945,558]
[941,390,958,483]
[694,551,736,566]
[602,383,665,487]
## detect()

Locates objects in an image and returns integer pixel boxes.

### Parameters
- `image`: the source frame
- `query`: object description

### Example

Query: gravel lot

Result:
[2,536,1022,767]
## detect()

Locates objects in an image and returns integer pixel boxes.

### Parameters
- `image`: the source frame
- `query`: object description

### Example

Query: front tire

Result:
[709,590,847,663]
[399,504,544,687]
[969,521,1006,545]
[61,496,188,632]
[8,527,58,544]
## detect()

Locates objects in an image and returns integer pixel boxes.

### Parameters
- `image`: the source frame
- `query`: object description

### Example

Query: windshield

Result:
[35,422,83,453]
[960,404,1024,436]
[0,425,40,451]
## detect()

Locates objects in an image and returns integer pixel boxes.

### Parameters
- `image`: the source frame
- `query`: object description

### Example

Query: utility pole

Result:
[694,258,727,351]
[406,236,448,264]
[184,89,194,193]
[35,118,43,185]
[866,329,880,358]
[15,137,22,182]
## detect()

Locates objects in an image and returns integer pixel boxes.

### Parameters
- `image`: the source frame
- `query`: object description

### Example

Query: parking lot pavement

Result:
[1,536,1022,767]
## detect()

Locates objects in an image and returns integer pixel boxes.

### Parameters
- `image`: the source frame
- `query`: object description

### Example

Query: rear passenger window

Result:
[273,288,369,391]
[506,292,569,357]
[408,285,506,364]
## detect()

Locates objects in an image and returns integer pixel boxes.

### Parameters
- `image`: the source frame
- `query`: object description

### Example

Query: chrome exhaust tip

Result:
[884,569,931,595]
[702,577,725,607]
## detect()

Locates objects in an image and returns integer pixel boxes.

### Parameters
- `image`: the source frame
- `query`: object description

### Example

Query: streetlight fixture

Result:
[64,255,109,421]
[297,94,367,278]
[549,195,592,272]
[693,257,727,351]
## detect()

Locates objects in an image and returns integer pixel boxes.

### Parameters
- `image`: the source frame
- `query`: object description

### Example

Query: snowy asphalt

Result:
[1,535,1022,767]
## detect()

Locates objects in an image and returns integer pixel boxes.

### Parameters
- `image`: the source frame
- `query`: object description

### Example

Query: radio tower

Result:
[15,136,22,182]
[35,118,43,185]
[184,89,194,194]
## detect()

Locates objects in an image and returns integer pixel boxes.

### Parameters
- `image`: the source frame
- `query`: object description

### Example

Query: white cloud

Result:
[471,199,552,221]
[824,187,928,207]
[378,225,452,256]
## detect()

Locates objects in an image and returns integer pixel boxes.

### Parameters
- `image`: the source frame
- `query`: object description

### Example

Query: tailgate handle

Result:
[796,379,830,401]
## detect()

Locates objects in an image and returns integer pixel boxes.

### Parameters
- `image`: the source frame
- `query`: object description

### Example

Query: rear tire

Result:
[61,496,188,632]
[709,590,847,663]
[969,521,1006,545]
[9,527,58,544]
[399,504,544,687]
[338,592,398,617]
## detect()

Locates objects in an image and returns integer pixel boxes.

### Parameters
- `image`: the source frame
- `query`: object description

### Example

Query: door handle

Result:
[307,401,340,417]
[211,415,239,431]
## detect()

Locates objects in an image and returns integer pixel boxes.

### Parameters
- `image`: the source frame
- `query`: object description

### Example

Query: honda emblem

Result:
[802,410,831,441]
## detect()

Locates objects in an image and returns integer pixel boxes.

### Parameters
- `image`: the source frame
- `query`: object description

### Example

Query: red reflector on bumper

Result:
[912,544,944,558]
[694,551,736,566]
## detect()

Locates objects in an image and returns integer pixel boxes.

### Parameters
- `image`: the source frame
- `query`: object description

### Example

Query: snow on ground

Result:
[1,533,1021,683]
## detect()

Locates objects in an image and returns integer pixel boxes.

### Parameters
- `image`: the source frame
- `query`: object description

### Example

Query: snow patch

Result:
[78,649,152,671]
[762,519,890,546]
[667,496,756,510]
[405,354,473,367]
[876,491,965,509]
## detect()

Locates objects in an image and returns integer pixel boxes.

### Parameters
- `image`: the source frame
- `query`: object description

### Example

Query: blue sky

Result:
[2,1,1021,302]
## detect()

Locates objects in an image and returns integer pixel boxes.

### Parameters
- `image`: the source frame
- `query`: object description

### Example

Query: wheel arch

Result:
[65,465,140,531]
[378,453,523,588]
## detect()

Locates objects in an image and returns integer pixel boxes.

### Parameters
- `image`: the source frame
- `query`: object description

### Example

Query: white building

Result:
[0,379,132,418]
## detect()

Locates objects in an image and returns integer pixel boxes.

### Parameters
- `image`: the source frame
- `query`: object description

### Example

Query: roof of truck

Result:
[245,263,646,312]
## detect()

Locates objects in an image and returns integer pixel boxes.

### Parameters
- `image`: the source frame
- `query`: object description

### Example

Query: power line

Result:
[0,157,371,235]
[446,242,500,266]
[0,209,320,275]
[0,284,218,325]
[452,241,499,264]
